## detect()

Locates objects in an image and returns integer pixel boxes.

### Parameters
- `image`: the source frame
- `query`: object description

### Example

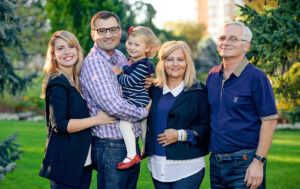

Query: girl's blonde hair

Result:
[126,26,161,58]
[155,41,196,88]
[41,30,84,98]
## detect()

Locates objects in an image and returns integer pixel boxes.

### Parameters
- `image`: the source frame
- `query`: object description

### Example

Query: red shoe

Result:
[117,154,141,169]
[140,154,147,160]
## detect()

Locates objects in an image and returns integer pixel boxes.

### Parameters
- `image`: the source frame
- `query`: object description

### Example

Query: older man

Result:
[206,21,278,189]
[79,11,149,189]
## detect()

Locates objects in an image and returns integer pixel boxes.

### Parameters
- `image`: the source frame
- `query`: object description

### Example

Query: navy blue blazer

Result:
[145,81,210,160]
[39,74,92,187]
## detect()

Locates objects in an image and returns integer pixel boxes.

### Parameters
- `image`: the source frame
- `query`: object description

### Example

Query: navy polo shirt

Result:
[206,58,278,154]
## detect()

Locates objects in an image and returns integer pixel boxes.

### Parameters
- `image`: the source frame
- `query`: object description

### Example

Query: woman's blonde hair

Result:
[155,41,196,88]
[126,26,161,58]
[41,30,84,98]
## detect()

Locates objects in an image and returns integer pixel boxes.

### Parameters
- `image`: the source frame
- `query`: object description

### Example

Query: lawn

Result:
[0,120,299,188]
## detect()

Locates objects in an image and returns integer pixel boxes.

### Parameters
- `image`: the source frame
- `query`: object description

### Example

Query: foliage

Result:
[272,62,300,112]
[195,37,220,75]
[0,133,23,181]
[0,0,37,95]
[45,0,180,56]
[238,0,300,121]
[164,21,206,53]
[246,0,279,12]
[283,106,300,125]
[15,0,49,57]
[0,75,45,113]
[46,0,123,54]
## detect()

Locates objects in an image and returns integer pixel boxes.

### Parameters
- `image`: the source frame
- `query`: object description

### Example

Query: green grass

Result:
[0,120,299,188]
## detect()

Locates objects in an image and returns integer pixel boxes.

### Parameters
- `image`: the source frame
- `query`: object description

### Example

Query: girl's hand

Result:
[144,73,154,88]
[93,110,117,125]
[112,66,123,75]
[157,129,178,147]
[146,99,152,112]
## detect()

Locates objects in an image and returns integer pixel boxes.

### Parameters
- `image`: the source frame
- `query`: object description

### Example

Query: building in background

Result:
[197,0,245,40]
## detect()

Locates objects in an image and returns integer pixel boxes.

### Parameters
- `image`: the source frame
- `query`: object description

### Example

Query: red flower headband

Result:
[127,26,134,36]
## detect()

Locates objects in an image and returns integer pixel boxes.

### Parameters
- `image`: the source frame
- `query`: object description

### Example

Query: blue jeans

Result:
[50,165,92,189]
[152,168,205,189]
[91,137,140,189]
[210,149,266,189]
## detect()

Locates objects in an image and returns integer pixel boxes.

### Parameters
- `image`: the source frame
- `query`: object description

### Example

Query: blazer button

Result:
[169,112,175,118]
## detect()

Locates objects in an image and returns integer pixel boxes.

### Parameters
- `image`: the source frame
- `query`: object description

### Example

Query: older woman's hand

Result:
[157,129,178,147]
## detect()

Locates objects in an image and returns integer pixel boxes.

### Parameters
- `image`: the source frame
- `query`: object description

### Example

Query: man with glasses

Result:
[206,21,278,189]
[79,11,149,188]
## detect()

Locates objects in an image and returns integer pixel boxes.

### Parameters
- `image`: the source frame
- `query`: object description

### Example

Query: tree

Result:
[46,0,163,54]
[0,133,23,181]
[195,37,219,75]
[238,0,300,121]
[16,0,49,57]
[0,0,37,95]
[45,0,179,67]
[245,0,278,12]
[164,21,206,54]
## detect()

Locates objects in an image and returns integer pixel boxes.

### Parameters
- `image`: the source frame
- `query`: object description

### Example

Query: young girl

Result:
[112,26,160,169]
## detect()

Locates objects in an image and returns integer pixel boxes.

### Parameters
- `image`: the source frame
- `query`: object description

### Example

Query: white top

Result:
[84,145,92,166]
[148,81,205,182]
[162,81,184,97]
[148,155,205,182]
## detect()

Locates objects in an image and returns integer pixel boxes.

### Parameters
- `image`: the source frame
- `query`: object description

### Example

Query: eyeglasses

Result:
[93,26,120,36]
[218,36,247,42]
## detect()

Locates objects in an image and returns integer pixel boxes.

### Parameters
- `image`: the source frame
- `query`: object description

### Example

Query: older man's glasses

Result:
[93,26,120,36]
[218,36,247,42]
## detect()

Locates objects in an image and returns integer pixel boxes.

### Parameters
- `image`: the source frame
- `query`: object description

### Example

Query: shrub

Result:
[0,133,23,181]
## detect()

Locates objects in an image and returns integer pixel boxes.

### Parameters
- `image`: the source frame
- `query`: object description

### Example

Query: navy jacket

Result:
[145,81,210,160]
[39,74,92,187]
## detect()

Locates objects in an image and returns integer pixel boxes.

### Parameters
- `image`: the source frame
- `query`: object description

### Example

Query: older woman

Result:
[39,30,116,189]
[145,41,210,188]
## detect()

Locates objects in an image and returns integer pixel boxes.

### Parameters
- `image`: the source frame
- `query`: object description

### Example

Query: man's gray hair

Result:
[223,21,252,42]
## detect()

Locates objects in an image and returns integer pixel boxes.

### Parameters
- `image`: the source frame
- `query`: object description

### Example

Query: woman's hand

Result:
[93,110,117,125]
[144,73,154,88]
[157,129,178,147]
[112,65,123,75]
[146,99,152,112]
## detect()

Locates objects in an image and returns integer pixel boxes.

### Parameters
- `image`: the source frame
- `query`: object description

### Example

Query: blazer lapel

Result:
[150,87,163,116]
[169,92,187,111]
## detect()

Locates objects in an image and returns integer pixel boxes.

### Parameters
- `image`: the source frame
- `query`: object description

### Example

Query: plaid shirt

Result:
[80,43,148,139]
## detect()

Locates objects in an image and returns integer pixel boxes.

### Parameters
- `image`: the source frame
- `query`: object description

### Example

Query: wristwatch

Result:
[254,154,267,163]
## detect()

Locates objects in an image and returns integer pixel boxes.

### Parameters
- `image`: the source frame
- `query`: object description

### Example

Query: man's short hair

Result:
[223,21,252,42]
[91,11,121,30]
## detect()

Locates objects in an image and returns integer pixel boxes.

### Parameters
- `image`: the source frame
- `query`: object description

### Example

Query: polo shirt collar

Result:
[163,81,184,97]
[232,57,249,77]
[220,57,249,78]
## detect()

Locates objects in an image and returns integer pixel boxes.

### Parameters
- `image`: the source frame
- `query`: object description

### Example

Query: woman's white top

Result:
[84,145,92,166]
[80,92,92,167]
[148,81,205,182]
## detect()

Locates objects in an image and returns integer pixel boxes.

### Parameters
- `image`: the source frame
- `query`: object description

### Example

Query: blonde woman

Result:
[145,41,210,188]
[39,30,116,189]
